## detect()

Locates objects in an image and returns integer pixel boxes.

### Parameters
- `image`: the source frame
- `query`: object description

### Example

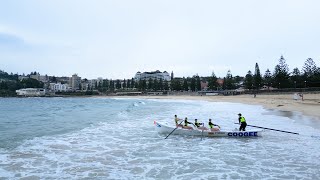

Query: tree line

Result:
[242,56,320,90]
[94,78,171,92]
[0,71,44,96]
[1,55,320,96]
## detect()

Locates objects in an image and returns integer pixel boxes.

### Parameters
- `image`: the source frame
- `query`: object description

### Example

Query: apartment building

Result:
[30,73,49,83]
[69,74,81,90]
[49,82,69,92]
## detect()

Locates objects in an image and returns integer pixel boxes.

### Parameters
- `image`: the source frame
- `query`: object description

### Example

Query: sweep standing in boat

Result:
[208,119,220,131]
[174,115,183,128]
[183,117,193,130]
[238,113,247,131]
[194,119,208,130]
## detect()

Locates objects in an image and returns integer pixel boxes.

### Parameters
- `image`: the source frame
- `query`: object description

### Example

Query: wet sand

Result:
[123,93,320,119]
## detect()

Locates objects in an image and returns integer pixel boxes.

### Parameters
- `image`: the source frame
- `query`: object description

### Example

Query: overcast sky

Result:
[0,0,319,79]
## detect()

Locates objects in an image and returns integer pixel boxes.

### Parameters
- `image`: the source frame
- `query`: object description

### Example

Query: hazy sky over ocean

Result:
[1,0,319,79]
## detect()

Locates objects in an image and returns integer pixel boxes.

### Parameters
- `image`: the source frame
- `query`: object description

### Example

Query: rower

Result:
[238,113,247,131]
[195,119,208,131]
[183,117,193,130]
[174,115,183,128]
[208,119,220,131]
[194,119,201,128]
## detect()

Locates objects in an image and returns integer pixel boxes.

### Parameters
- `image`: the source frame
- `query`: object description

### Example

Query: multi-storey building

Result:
[49,82,68,92]
[134,70,171,81]
[69,74,81,90]
[56,76,70,84]
[88,78,104,89]
[31,73,49,83]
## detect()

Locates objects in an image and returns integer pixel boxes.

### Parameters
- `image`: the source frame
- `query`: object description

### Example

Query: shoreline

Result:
[5,93,320,119]
[117,93,320,120]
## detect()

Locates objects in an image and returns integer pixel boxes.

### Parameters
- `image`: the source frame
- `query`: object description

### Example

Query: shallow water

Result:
[0,97,319,179]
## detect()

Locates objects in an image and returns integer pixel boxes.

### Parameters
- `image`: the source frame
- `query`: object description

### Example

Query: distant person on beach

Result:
[174,115,183,128]
[300,93,304,101]
[195,119,207,130]
[208,119,220,131]
[183,117,193,130]
[238,113,247,131]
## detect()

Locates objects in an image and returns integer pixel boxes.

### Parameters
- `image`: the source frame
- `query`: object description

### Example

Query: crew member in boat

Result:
[194,119,208,130]
[174,115,183,128]
[183,117,193,130]
[208,119,220,131]
[238,113,247,131]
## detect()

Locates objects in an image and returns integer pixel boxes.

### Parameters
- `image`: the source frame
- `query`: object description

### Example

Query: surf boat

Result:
[154,121,262,137]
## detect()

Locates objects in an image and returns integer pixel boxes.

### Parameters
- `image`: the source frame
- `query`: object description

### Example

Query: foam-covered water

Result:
[0,97,319,179]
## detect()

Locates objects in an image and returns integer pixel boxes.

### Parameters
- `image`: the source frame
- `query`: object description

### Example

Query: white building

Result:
[26,73,49,83]
[30,73,40,81]
[49,83,68,92]
[18,74,49,83]
[39,75,49,82]
[16,88,46,96]
[134,70,171,81]
[18,76,29,81]
[91,78,104,88]
[81,81,90,91]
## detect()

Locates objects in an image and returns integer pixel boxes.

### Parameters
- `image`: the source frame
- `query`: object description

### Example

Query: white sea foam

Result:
[0,98,320,179]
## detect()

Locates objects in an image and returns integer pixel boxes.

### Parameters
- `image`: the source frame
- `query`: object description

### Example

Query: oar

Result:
[234,123,299,135]
[165,120,184,139]
[201,123,204,141]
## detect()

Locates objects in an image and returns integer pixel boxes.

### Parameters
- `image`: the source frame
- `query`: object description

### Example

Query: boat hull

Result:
[154,121,262,137]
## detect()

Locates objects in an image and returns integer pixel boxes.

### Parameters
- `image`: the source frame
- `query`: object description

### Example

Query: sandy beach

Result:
[124,93,320,119]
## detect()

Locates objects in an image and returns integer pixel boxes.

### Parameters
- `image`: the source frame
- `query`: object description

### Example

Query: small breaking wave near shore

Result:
[0,97,320,179]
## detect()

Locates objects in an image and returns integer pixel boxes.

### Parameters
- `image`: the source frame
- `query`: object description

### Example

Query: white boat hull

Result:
[154,121,262,137]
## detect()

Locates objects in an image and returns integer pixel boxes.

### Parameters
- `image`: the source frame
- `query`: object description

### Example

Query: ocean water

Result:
[0,97,320,179]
